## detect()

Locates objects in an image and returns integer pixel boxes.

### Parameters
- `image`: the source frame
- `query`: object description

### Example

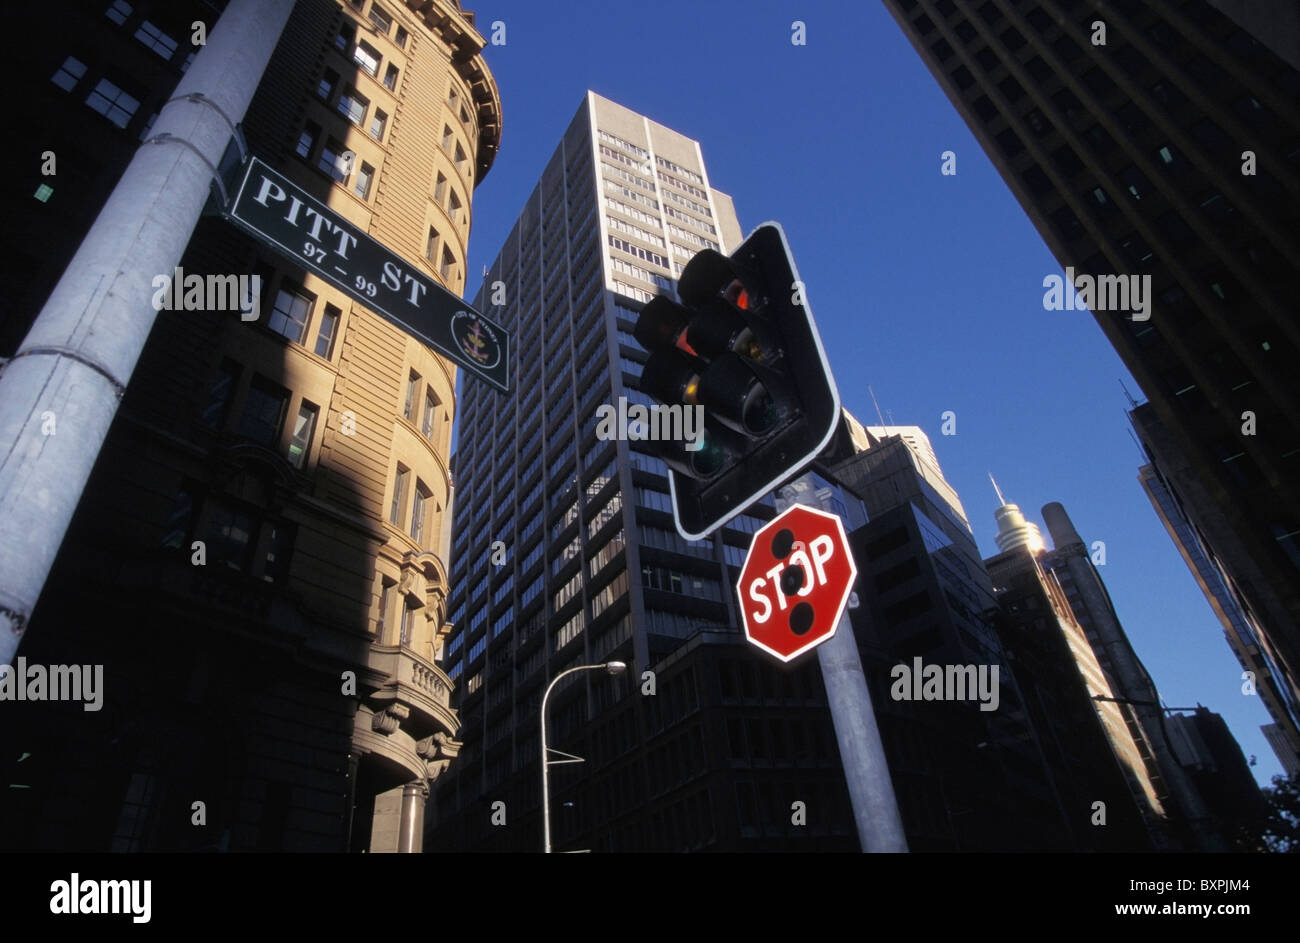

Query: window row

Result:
[388,465,438,545]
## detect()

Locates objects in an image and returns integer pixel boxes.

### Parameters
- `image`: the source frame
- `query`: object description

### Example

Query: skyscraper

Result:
[1,0,500,852]
[884,0,1300,747]
[433,92,751,851]
[986,490,1167,849]
[1132,402,1300,774]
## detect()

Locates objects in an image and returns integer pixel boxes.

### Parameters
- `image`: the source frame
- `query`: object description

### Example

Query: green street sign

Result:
[224,157,510,392]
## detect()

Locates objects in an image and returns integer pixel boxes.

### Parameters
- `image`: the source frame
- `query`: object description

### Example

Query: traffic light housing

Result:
[633,222,840,539]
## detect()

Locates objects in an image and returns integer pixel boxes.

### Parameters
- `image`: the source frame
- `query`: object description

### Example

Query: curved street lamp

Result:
[541,661,626,853]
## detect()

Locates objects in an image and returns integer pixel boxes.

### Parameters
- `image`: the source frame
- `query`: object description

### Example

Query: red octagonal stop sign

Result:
[737,504,858,662]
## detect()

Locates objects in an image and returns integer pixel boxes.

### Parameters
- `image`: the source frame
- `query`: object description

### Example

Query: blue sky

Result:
[459,0,1281,785]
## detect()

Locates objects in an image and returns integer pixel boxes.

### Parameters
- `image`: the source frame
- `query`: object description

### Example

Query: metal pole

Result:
[778,475,908,852]
[0,0,296,665]
[541,663,620,852]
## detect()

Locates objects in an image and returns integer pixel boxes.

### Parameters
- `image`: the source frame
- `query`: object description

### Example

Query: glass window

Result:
[411,482,430,543]
[336,21,355,51]
[426,227,440,262]
[354,161,374,200]
[317,68,339,101]
[295,122,319,159]
[134,20,178,60]
[383,63,399,91]
[422,389,437,439]
[105,1,132,25]
[404,370,420,420]
[237,376,288,448]
[51,56,87,92]
[337,87,368,125]
[201,359,240,430]
[354,40,381,77]
[205,502,253,571]
[287,401,318,469]
[268,284,313,343]
[390,467,409,525]
[394,25,409,49]
[318,140,351,182]
[369,108,388,141]
[85,78,140,129]
[369,5,392,33]
[314,304,340,358]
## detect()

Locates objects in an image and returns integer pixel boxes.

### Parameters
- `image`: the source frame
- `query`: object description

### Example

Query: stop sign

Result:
[737,504,858,662]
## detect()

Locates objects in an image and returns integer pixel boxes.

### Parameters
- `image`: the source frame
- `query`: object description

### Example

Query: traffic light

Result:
[633,222,840,539]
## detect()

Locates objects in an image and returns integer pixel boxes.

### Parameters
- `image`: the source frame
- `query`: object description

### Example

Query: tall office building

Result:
[433,92,750,851]
[1132,402,1300,774]
[884,0,1300,749]
[830,423,1076,850]
[985,491,1167,850]
[1038,499,1223,848]
[1,0,499,852]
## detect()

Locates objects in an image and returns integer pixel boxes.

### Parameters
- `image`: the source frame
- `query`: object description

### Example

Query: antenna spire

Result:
[989,472,1008,507]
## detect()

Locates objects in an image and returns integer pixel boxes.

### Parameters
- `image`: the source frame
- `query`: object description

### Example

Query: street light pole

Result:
[541,661,625,853]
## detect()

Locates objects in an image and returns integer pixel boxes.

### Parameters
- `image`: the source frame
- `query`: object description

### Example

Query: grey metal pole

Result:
[778,475,908,852]
[0,0,296,664]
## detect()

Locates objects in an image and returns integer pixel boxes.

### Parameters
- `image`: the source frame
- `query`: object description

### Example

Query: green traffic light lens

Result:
[741,386,779,435]
[689,432,727,477]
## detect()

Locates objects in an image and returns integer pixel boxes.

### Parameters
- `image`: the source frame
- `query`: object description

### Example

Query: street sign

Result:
[223,157,510,392]
[737,503,858,662]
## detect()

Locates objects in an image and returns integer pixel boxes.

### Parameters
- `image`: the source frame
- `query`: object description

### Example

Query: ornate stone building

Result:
[0,0,499,852]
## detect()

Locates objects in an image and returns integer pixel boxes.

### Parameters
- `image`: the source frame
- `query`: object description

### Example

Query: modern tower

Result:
[432,92,750,852]
[884,0,1300,744]
[985,492,1168,849]
[1,0,500,852]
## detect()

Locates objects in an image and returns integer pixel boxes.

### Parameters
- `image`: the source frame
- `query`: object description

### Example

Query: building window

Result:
[383,63,399,91]
[262,522,293,583]
[295,122,320,159]
[403,370,420,420]
[369,4,392,33]
[389,466,409,525]
[205,502,254,571]
[434,173,447,202]
[317,68,340,102]
[318,140,351,182]
[161,487,194,549]
[85,78,140,129]
[447,190,462,223]
[425,227,440,263]
[453,143,467,171]
[268,284,313,343]
[369,108,388,141]
[440,246,455,280]
[314,304,340,358]
[394,25,408,48]
[353,39,381,77]
[51,56,87,92]
[337,86,368,125]
[411,482,431,543]
[237,376,288,448]
[354,161,374,200]
[133,20,178,60]
[287,401,318,469]
[377,577,396,636]
[105,1,132,25]
[422,389,438,439]
[400,602,416,646]
[335,20,356,53]
[201,358,241,430]
[441,125,454,151]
